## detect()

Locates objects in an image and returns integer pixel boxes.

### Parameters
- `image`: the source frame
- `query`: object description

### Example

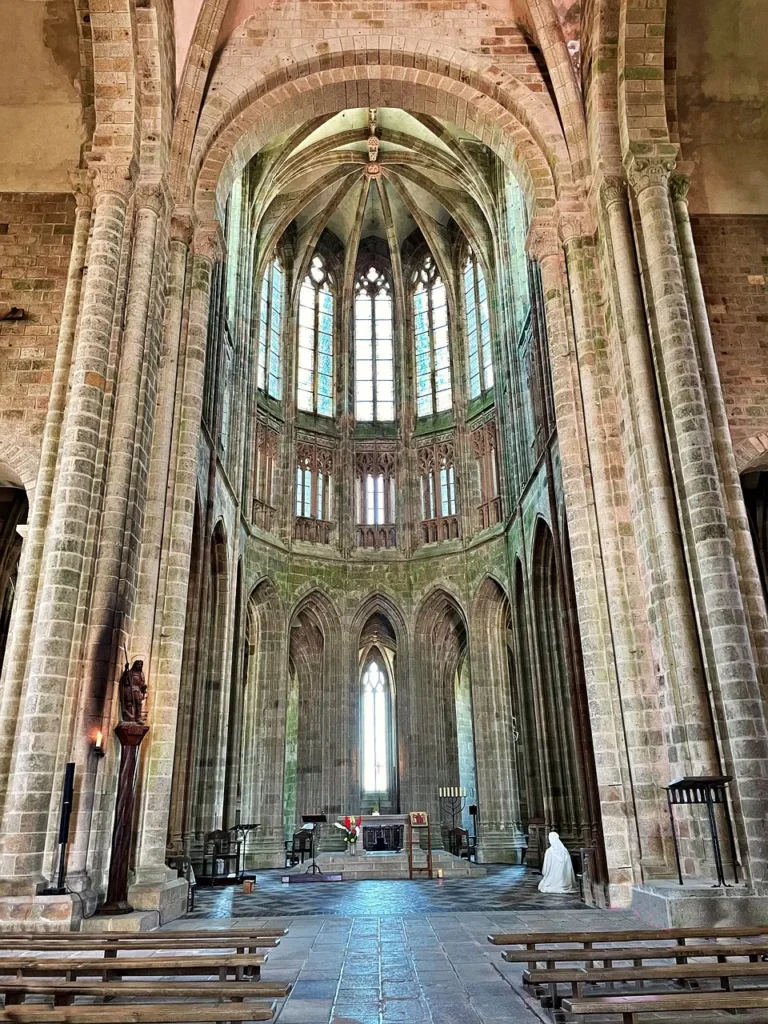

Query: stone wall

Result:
[692,215,768,460]
[0,193,75,455]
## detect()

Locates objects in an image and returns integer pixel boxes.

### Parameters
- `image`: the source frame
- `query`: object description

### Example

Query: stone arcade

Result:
[0,0,767,942]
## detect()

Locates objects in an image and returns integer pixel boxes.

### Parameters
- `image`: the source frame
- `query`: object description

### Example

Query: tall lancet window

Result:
[355,266,394,422]
[297,255,334,416]
[362,655,390,793]
[463,248,494,399]
[257,256,284,399]
[414,256,451,416]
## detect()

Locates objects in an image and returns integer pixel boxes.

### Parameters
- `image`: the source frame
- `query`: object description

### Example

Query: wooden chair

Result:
[202,830,240,886]
[285,828,313,867]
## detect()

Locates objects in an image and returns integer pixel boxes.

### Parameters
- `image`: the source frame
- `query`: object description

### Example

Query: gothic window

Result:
[413,256,452,417]
[463,248,494,399]
[355,266,394,422]
[362,655,390,794]
[252,419,279,531]
[294,443,334,544]
[257,256,284,399]
[297,255,334,417]
[418,440,460,543]
[471,419,501,529]
[355,445,396,549]
[225,174,243,325]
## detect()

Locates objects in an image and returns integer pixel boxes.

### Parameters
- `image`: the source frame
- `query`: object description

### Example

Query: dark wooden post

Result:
[101,721,149,913]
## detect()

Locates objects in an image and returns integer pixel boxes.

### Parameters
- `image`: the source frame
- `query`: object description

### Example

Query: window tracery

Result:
[418,439,459,544]
[471,419,501,528]
[294,441,334,544]
[355,266,394,422]
[355,443,397,549]
[413,256,451,417]
[252,419,279,532]
[257,256,284,399]
[463,248,494,399]
[297,255,334,417]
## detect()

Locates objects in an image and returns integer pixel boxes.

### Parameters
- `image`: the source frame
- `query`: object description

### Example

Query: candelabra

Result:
[438,786,468,831]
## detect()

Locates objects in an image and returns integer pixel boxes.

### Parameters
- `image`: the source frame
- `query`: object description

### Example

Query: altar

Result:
[359,814,406,852]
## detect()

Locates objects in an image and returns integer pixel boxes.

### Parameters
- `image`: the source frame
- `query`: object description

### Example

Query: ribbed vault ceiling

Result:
[250,108,497,278]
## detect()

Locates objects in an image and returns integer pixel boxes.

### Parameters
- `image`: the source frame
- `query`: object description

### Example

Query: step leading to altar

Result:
[286,849,486,880]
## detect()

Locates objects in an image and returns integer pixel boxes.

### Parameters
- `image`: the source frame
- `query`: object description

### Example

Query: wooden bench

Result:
[4,930,285,942]
[562,990,768,1022]
[0,980,289,1006]
[0,955,266,983]
[0,1003,276,1022]
[501,940,768,970]
[0,938,280,957]
[488,925,768,947]
[524,960,768,1004]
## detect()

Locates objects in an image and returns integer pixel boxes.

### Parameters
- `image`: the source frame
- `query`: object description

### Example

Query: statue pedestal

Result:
[100,721,149,916]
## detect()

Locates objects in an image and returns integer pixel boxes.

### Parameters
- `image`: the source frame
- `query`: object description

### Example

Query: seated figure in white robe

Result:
[537,831,577,893]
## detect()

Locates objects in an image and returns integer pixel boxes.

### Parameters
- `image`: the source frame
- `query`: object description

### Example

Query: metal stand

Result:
[665,776,739,887]
[301,814,327,874]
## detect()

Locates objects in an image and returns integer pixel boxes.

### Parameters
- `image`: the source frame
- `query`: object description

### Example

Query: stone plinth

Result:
[633,880,768,929]
[0,893,81,932]
[81,910,161,933]
[127,876,188,926]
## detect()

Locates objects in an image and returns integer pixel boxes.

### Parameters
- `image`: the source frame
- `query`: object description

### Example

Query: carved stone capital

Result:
[600,175,628,209]
[135,176,171,217]
[625,155,676,195]
[170,207,195,246]
[193,220,224,261]
[670,174,691,203]
[525,218,560,262]
[558,209,593,246]
[89,161,135,201]
[69,170,93,211]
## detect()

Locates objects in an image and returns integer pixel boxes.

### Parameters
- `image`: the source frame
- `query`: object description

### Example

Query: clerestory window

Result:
[355,266,394,422]
[297,255,334,417]
[463,248,494,399]
[257,256,284,399]
[413,256,452,417]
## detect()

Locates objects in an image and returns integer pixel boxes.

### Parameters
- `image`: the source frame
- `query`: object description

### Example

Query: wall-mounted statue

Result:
[119,658,147,724]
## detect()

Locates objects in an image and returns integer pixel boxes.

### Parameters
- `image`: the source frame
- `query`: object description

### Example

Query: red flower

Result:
[344,815,351,829]
[356,816,362,827]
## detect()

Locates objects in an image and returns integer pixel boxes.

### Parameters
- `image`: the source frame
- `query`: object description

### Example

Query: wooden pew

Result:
[488,925,768,947]
[0,1003,276,1022]
[0,938,280,957]
[501,940,768,972]
[523,960,768,1005]
[3,930,285,942]
[0,980,289,1006]
[0,955,266,983]
[561,990,768,1022]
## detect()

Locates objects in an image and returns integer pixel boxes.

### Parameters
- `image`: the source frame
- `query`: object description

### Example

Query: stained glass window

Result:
[257,256,284,399]
[464,249,494,399]
[413,256,452,417]
[362,657,389,793]
[297,255,334,417]
[355,266,394,422]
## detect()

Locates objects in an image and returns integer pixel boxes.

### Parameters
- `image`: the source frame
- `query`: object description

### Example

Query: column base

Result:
[0,892,82,932]
[127,875,188,926]
[632,879,768,928]
[82,910,161,933]
[476,827,527,864]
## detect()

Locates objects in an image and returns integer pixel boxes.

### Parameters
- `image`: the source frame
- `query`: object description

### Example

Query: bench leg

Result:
[622,1014,636,1024]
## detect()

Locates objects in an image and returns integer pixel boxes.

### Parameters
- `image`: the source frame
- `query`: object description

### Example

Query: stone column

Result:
[628,155,768,883]
[526,218,639,903]
[671,177,768,694]
[601,178,719,776]
[0,174,92,816]
[0,165,133,892]
[130,223,220,899]
[67,180,168,893]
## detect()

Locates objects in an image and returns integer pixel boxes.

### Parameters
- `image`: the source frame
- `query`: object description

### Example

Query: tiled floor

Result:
[168,866,643,1023]
[189,865,587,918]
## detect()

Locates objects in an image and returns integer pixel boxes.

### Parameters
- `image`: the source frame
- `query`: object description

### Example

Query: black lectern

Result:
[301,814,327,874]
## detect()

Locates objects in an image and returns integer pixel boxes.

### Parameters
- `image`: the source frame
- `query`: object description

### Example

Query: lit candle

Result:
[95,731,103,751]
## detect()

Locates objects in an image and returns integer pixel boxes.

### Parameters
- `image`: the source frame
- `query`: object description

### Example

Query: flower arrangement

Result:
[334,815,362,844]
